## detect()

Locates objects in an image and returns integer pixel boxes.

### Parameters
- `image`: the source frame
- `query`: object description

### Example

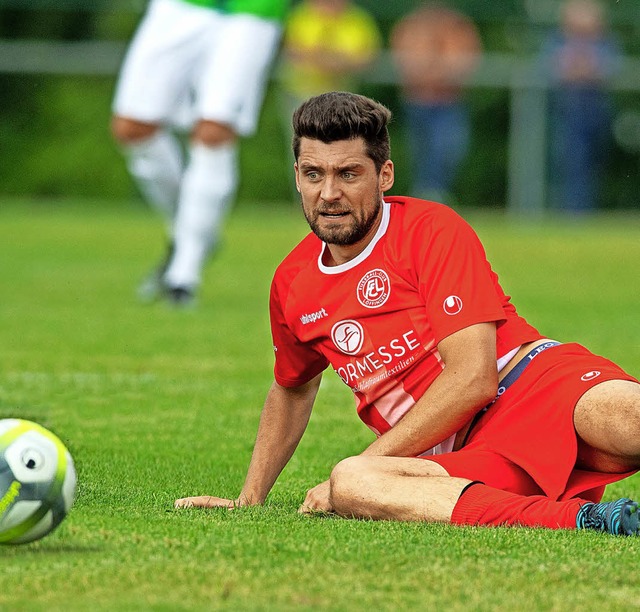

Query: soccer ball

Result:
[0,419,76,545]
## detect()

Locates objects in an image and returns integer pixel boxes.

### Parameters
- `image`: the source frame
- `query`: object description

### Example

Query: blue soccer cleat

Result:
[576,498,640,536]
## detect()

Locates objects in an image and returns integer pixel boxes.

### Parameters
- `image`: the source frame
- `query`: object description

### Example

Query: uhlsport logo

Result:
[331,320,365,355]
[300,307,328,325]
[581,371,601,382]
[357,269,390,308]
[443,295,463,316]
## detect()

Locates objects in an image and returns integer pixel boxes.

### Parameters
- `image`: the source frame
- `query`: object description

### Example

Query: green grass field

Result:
[1,197,640,611]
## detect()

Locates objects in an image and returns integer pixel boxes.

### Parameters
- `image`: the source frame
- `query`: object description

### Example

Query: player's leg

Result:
[403,102,432,197]
[111,0,209,220]
[329,455,582,528]
[111,0,214,299]
[329,455,465,522]
[430,101,470,197]
[452,479,640,535]
[111,117,184,227]
[328,455,640,534]
[162,120,238,300]
[163,14,282,301]
[573,379,640,473]
[111,115,185,302]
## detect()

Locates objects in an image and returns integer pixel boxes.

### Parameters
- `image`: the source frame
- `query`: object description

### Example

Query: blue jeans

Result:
[550,88,612,212]
[404,100,471,197]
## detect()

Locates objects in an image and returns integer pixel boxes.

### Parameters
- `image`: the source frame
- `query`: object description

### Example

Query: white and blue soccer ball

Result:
[0,419,76,545]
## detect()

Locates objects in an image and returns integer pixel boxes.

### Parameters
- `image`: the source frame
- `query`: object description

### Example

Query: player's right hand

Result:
[174,496,237,509]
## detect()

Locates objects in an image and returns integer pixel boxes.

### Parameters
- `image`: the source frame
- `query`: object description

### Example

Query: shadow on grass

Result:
[1,542,104,555]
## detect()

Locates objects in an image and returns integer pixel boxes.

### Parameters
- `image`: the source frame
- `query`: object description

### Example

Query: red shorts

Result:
[427,343,639,502]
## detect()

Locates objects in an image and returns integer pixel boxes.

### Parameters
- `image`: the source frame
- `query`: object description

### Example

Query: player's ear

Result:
[294,162,301,192]
[379,160,394,193]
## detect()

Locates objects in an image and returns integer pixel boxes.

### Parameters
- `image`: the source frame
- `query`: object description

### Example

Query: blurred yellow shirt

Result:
[281,1,381,98]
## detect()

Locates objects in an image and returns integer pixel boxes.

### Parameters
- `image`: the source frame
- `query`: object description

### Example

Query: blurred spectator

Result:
[280,0,382,196]
[391,3,482,203]
[279,0,382,109]
[277,0,382,195]
[542,0,621,213]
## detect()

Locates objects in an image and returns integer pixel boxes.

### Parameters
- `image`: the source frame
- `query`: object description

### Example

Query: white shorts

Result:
[112,0,282,135]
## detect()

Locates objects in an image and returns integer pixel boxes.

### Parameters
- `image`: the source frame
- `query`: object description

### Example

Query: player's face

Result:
[295,137,394,254]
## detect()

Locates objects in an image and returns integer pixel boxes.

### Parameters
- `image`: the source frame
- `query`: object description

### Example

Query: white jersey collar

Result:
[318,200,390,275]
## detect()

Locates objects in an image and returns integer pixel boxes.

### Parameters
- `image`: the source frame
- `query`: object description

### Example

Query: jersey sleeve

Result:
[269,274,329,388]
[413,210,507,344]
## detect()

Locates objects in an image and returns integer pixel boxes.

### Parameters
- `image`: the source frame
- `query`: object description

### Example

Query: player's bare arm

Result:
[175,375,322,509]
[362,322,498,458]
[299,323,497,514]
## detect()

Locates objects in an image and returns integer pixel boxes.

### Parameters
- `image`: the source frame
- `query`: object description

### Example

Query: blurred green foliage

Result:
[0,1,638,208]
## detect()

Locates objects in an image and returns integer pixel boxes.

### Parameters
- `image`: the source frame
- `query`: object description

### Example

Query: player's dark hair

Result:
[292,92,391,172]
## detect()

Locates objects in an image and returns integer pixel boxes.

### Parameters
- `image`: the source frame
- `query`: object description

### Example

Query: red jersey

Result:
[269,197,542,453]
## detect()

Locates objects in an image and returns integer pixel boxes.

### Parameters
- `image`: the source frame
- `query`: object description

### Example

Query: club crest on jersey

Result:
[331,320,365,355]
[443,295,463,315]
[357,269,390,308]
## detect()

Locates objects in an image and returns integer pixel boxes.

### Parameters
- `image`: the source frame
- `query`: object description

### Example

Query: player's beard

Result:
[301,191,383,246]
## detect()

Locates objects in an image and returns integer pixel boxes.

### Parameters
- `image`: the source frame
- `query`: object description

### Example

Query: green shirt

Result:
[180,0,290,21]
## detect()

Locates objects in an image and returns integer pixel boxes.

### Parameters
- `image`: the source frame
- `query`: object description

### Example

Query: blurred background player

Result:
[541,0,620,214]
[111,0,290,306]
[390,3,481,204]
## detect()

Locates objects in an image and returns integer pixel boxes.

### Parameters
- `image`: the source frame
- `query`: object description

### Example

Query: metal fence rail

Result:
[1,37,639,212]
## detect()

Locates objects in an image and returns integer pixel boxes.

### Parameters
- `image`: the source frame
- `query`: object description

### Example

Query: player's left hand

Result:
[298,479,333,515]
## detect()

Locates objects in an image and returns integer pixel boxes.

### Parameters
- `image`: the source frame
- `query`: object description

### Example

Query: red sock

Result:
[451,483,587,530]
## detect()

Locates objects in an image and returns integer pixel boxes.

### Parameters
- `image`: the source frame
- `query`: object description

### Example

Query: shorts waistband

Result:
[460,340,561,448]
[496,340,562,400]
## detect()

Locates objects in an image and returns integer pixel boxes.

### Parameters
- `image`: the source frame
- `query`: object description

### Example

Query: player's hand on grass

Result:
[298,480,333,515]
[174,496,238,509]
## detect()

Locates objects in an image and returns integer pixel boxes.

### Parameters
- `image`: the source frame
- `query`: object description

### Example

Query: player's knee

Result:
[111,116,159,144]
[329,456,372,513]
[192,120,237,147]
